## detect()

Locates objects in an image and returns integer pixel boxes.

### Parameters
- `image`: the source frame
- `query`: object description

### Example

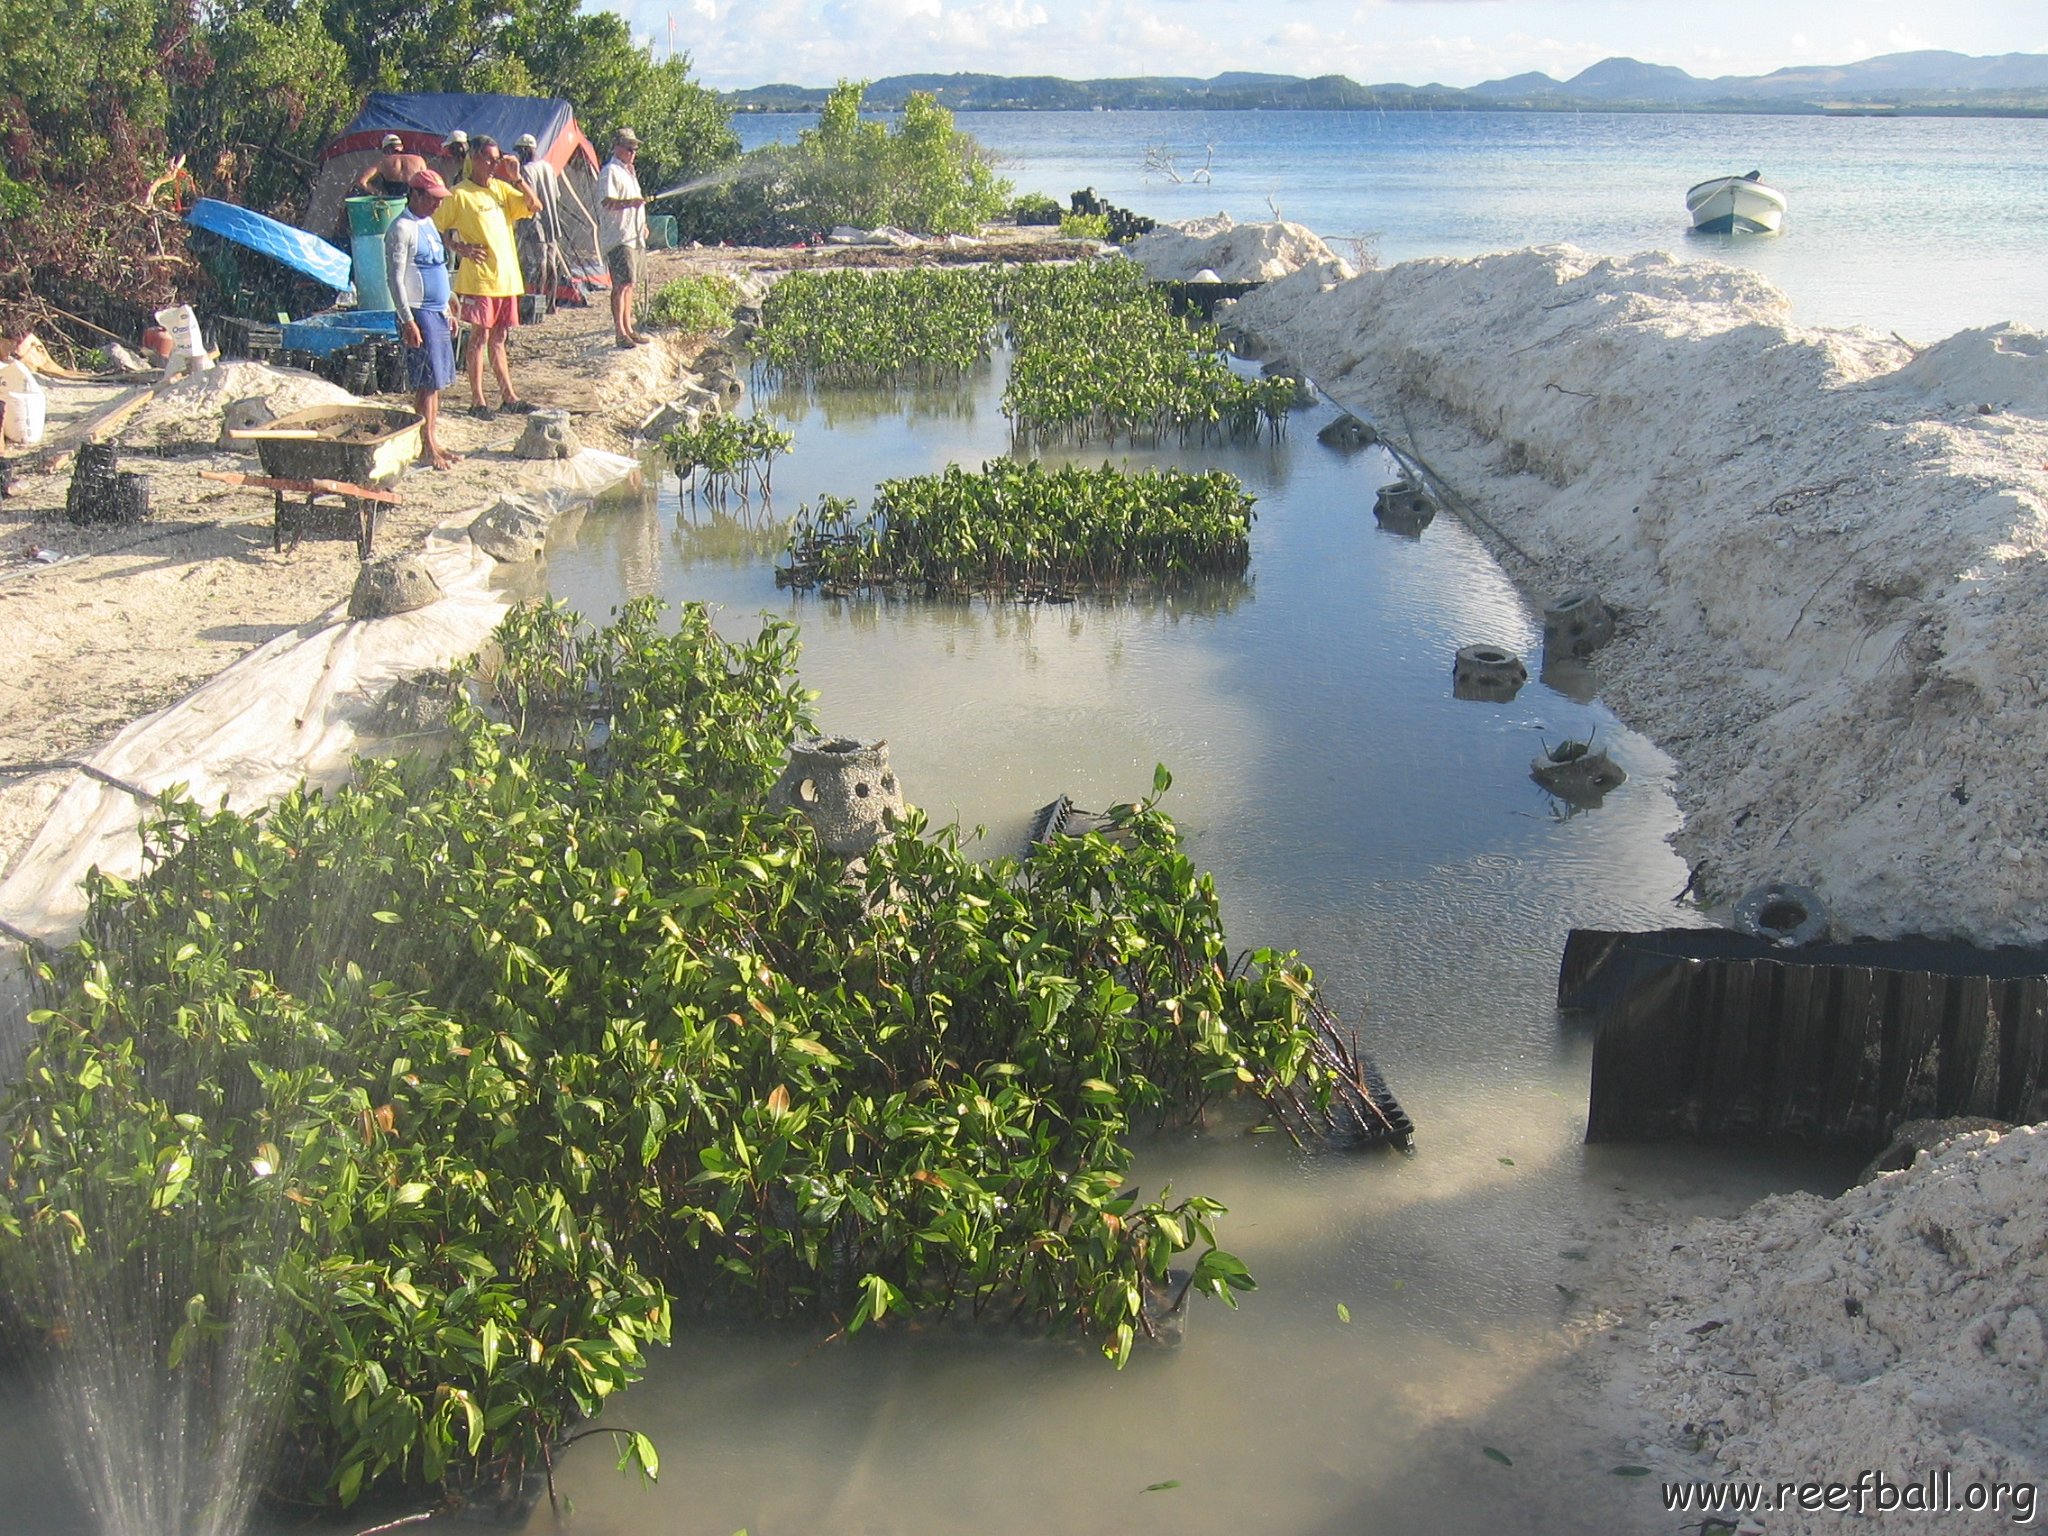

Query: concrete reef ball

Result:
[348,554,443,619]
[1543,590,1615,659]
[1733,881,1831,947]
[469,494,552,563]
[513,407,580,461]
[1373,475,1438,534]
[1530,748,1627,806]
[1316,413,1379,451]
[1452,643,1528,700]
[767,737,906,856]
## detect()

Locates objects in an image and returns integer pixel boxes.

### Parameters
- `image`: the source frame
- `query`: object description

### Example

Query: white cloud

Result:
[935,2,1053,48]
[662,0,2048,90]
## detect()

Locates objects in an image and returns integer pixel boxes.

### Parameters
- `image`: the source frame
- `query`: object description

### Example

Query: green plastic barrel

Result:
[345,195,405,236]
[648,214,679,250]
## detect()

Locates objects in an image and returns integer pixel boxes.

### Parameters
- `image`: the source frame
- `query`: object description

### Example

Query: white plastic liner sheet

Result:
[0,449,638,958]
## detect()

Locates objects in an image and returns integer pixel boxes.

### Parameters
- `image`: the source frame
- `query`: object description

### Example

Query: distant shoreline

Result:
[720,52,2048,119]
[728,101,2048,120]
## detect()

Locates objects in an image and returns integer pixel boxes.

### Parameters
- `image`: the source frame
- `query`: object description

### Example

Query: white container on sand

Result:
[1,362,45,444]
[154,303,213,377]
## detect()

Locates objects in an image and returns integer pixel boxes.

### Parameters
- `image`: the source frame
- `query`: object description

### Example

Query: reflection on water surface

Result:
[0,350,1861,1536]
[532,356,1862,1533]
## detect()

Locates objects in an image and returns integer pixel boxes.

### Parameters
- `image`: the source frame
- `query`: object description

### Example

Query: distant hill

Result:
[723,51,2048,115]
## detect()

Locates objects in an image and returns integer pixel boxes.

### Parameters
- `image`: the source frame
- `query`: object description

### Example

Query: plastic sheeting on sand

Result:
[0,449,639,961]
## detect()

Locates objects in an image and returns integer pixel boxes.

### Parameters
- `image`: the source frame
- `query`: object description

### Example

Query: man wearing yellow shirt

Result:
[433,135,537,418]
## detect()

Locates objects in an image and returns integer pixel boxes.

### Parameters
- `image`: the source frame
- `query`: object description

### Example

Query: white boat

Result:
[1685,171,1786,235]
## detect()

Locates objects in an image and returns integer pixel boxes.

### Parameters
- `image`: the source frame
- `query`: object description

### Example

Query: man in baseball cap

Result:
[511,131,583,314]
[598,128,652,346]
[384,169,462,469]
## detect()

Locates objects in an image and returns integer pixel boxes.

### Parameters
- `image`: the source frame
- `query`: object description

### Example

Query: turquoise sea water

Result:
[737,109,2048,339]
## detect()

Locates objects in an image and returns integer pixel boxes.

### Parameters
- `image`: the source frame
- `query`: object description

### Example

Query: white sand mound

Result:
[117,361,357,452]
[1632,1125,2047,1532]
[1226,246,2048,943]
[1127,215,1352,284]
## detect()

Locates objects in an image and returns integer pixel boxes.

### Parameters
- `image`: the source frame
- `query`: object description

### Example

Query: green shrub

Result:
[1058,211,1110,240]
[0,171,41,222]
[782,82,1011,235]
[1,597,1355,1512]
[642,273,741,335]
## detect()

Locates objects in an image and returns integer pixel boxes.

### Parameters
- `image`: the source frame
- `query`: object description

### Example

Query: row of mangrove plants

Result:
[780,459,1256,596]
[754,261,1296,445]
[0,598,1353,1515]
[1001,261,1296,445]
[658,413,794,506]
[756,266,1005,387]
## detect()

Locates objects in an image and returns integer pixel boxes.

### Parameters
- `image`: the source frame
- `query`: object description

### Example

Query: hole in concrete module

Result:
[854,781,870,798]
[797,779,818,805]
[1759,899,1808,932]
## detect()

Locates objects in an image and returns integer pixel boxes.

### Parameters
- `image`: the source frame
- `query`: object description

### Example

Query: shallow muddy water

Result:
[526,356,1861,1534]
[0,354,1859,1536]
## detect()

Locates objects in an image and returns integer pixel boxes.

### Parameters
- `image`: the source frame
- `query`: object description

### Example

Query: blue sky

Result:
[641,0,2048,92]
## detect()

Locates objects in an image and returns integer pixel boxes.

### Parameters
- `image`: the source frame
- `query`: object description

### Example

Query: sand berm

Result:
[1132,215,2048,1533]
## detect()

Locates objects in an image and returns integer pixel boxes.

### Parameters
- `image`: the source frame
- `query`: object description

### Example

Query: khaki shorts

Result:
[606,244,641,289]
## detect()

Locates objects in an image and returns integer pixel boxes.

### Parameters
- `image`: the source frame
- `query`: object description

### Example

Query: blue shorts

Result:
[404,308,456,392]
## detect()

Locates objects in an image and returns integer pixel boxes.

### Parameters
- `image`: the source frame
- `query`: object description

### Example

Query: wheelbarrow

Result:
[226,404,423,557]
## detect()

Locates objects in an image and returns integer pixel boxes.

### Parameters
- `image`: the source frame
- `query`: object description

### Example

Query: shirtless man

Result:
[355,134,427,199]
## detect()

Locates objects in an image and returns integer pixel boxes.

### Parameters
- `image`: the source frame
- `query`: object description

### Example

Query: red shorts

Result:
[459,294,520,330]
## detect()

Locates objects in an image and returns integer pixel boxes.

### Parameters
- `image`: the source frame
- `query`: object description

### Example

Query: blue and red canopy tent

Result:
[304,93,609,296]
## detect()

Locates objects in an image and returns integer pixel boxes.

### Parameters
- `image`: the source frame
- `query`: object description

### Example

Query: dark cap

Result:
[612,126,640,147]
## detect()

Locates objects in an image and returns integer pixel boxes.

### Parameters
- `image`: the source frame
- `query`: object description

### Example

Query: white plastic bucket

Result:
[3,387,46,445]
[153,303,213,375]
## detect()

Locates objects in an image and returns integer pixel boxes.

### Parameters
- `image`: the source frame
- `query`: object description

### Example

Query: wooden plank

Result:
[1557,929,1628,1008]
[1823,966,1889,1144]
[1996,978,2048,1123]
[198,470,400,504]
[1939,974,1999,1118]
[1767,962,1826,1135]
[1587,960,1693,1141]
[1886,972,1944,1121]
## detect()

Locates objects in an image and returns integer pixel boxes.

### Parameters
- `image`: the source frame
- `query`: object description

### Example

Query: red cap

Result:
[408,169,451,199]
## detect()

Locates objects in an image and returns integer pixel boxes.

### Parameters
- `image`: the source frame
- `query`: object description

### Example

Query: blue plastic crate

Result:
[281,310,398,358]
